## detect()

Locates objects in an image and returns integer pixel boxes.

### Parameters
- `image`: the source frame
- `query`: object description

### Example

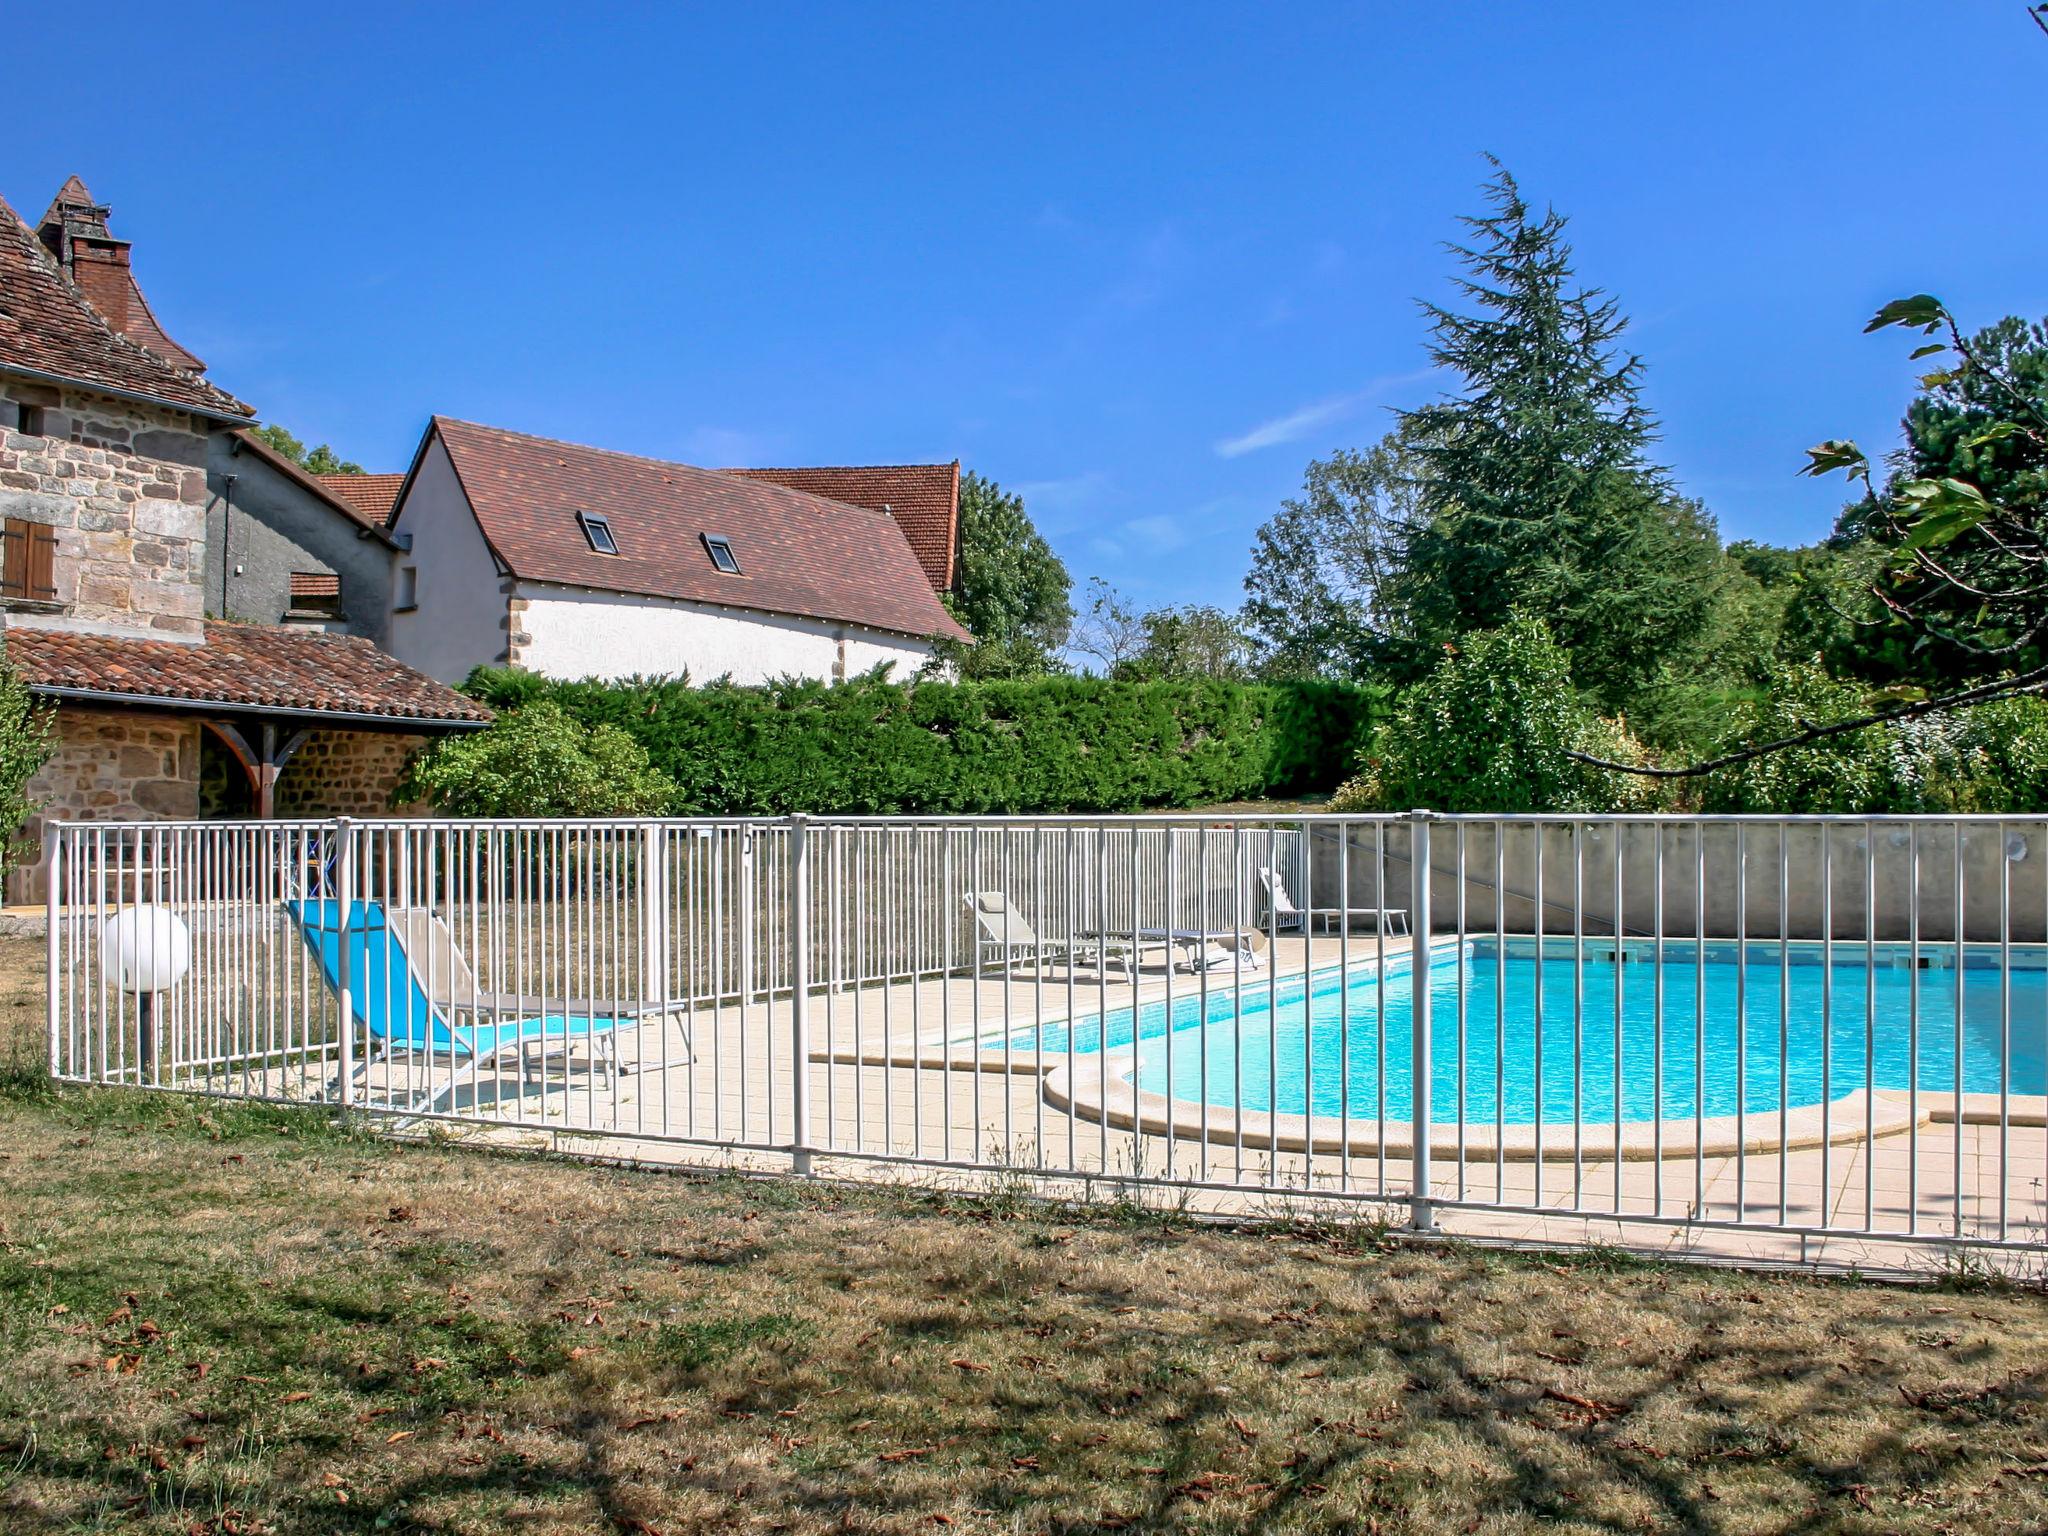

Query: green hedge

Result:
[463,668,1380,815]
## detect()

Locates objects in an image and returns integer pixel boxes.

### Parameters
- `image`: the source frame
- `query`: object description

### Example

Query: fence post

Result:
[334,818,356,1110]
[640,822,670,1004]
[788,813,813,1175]
[45,826,62,1078]
[1409,809,1436,1232]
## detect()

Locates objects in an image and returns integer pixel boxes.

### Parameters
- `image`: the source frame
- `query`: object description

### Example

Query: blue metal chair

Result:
[286,899,653,1114]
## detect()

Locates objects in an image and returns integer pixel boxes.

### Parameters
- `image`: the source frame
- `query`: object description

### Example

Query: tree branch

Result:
[1566,666,2048,778]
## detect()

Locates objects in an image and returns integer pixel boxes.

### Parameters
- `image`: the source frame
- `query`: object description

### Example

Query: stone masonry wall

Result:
[0,380,212,637]
[10,707,200,904]
[276,730,429,818]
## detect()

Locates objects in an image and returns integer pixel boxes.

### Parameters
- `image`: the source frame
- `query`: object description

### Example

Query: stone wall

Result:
[276,730,428,818]
[0,380,212,638]
[10,707,200,903]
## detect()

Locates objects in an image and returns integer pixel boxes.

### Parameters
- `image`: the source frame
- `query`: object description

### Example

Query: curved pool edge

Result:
[1041,1050,1935,1162]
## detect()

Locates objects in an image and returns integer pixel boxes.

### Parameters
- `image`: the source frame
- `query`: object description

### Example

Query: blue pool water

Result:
[993,940,2048,1124]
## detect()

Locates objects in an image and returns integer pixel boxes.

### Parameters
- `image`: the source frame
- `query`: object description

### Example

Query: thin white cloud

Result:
[1121,513,1187,552]
[1213,369,1439,458]
[1014,471,1112,528]
[678,425,776,466]
[1214,394,1362,458]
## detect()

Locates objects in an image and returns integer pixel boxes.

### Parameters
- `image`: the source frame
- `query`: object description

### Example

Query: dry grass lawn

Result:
[6,935,2048,1534]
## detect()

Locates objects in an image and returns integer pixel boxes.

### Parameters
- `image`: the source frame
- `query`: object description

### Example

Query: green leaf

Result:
[1894,477,1992,548]
[1801,439,1867,479]
[1866,295,1947,335]
[1908,343,1947,360]
[1964,422,2022,449]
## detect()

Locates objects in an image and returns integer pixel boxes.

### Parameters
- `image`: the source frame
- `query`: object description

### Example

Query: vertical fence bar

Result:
[788,813,813,1175]
[1409,810,1434,1231]
[333,817,355,1109]
[45,829,62,1077]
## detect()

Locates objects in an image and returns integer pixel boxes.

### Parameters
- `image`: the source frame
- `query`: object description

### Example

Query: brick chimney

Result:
[36,176,207,375]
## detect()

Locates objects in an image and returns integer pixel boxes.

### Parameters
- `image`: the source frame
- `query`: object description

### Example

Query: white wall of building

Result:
[385,437,508,685]
[514,583,933,685]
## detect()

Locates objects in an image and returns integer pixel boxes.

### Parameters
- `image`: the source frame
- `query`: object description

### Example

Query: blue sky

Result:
[9,3,2045,613]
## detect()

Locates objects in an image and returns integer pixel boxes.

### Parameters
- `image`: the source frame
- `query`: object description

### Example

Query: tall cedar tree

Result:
[1394,166,1721,710]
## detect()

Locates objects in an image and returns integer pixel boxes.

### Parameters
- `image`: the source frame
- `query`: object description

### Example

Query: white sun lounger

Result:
[1259,867,1410,936]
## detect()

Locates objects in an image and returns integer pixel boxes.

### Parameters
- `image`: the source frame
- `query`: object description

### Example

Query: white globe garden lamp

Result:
[100,904,190,1081]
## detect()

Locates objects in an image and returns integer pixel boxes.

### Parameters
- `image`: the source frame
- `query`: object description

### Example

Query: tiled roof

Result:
[2,621,490,725]
[288,572,341,599]
[0,193,250,421]
[317,472,406,525]
[726,463,960,592]
[226,430,400,545]
[36,175,207,374]
[422,418,969,642]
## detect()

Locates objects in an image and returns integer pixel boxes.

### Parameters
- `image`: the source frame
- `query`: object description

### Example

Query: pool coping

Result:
[1038,1049,1938,1162]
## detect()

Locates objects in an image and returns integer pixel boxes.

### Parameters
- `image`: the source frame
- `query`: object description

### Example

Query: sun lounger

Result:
[1259,867,1410,936]
[287,899,656,1114]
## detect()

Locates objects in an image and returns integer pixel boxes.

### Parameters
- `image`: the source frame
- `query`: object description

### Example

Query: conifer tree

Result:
[1393,163,1721,708]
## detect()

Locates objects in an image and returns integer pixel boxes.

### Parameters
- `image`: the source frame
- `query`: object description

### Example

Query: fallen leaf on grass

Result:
[385,1430,414,1444]
[1541,1388,1624,1423]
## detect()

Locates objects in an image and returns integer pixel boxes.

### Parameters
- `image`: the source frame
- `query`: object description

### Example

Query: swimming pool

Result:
[995,938,2048,1125]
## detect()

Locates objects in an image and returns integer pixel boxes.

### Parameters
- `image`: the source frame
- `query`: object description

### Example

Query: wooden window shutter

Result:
[25,521,56,600]
[0,519,25,600]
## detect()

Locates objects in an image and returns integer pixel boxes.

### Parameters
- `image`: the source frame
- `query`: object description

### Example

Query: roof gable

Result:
[417,418,968,642]
[725,463,959,592]
[230,431,401,545]
[0,193,249,421]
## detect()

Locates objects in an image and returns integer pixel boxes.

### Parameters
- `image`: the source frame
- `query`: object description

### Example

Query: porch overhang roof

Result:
[3,621,492,731]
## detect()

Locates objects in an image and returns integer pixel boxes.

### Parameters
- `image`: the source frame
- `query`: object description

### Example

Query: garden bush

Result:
[1329,614,1661,814]
[452,668,1378,816]
[1697,661,2048,814]
[399,700,676,817]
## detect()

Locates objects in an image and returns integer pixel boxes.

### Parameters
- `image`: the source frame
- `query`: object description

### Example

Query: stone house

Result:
[380,417,969,686]
[32,179,407,650]
[0,180,487,901]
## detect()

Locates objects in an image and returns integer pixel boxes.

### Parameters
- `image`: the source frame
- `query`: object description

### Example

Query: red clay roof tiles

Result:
[316,472,407,526]
[0,193,249,420]
[3,621,489,724]
[725,463,959,593]
[422,418,968,642]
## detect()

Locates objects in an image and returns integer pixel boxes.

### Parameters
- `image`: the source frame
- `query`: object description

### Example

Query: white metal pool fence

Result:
[43,813,2048,1261]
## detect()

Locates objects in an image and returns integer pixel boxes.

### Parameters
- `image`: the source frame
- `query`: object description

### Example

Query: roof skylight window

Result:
[703,534,742,574]
[577,510,618,555]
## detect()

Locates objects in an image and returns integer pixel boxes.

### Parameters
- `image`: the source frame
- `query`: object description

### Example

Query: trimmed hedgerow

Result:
[457,667,1379,816]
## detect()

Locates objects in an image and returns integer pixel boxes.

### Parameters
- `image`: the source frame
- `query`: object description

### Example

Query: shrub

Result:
[398,700,676,817]
[1329,614,1660,813]
[457,667,1377,815]
[0,644,54,879]
[1697,662,2048,813]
